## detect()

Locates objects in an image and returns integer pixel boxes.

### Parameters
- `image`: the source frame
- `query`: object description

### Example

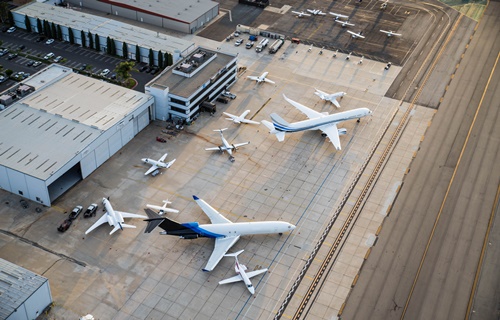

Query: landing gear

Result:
[357,118,361,123]
[279,232,283,236]
[229,156,235,162]
[321,133,327,137]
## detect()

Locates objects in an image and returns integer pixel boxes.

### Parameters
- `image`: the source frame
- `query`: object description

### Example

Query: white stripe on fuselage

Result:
[196,221,293,238]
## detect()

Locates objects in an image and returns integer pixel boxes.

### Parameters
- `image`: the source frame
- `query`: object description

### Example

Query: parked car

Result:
[0,48,9,56]
[245,41,254,49]
[221,91,237,99]
[18,45,25,50]
[0,76,6,83]
[53,56,63,63]
[99,69,110,76]
[57,219,72,232]
[139,65,148,72]
[234,39,243,46]
[69,205,83,220]
[33,61,42,67]
[234,31,240,37]
[36,36,45,42]
[79,63,87,71]
[45,38,55,45]
[26,60,34,67]
[43,52,55,60]
[7,27,16,33]
[156,136,166,143]
[83,204,98,218]
[7,53,18,60]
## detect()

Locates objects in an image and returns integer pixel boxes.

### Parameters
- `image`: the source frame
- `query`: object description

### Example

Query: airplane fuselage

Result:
[273,108,372,133]
[142,158,167,169]
[102,198,123,227]
[235,261,255,294]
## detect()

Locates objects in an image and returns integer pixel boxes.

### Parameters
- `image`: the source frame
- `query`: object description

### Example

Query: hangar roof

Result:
[100,0,219,23]
[14,2,194,55]
[0,258,49,320]
[147,48,237,98]
[0,65,152,181]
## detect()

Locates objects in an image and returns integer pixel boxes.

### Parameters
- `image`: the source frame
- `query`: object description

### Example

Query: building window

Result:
[19,190,23,195]
[36,197,41,202]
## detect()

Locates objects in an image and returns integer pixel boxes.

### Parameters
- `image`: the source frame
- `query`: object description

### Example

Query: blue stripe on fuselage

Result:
[271,113,365,132]
[182,222,224,238]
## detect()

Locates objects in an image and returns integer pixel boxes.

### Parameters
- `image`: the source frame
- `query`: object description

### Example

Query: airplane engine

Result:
[181,234,199,239]
[232,144,237,152]
[338,128,347,135]
[218,146,224,153]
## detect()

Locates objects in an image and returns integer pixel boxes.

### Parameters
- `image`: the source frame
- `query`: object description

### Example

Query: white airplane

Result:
[218,250,268,295]
[380,30,402,37]
[261,94,372,150]
[85,198,147,235]
[314,88,347,108]
[307,9,326,15]
[205,128,250,162]
[146,200,179,215]
[329,12,349,20]
[247,71,275,84]
[142,153,176,176]
[292,10,311,18]
[143,195,296,272]
[335,20,355,28]
[348,30,365,39]
[223,110,260,125]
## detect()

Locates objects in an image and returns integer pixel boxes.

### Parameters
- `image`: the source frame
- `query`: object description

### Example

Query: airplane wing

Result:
[264,78,275,84]
[223,112,237,121]
[219,274,243,285]
[85,214,109,234]
[145,165,158,175]
[246,268,269,279]
[283,94,323,119]
[247,76,258,81]
[332,99,341,109]
[193,195,232,224]
[203,236,240,272]
[318,124,342,150]
[231,141,250,148]
[116,211,147,219]
[241,119,260,125]
[205,146,224,151]
[159,153,168,162]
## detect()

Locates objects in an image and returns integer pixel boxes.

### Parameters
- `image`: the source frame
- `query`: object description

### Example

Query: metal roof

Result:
[100,0,219,23]
[14,2,195,55]
[0,65,152,181]
[148,48,237,98]
[0,258,49,320]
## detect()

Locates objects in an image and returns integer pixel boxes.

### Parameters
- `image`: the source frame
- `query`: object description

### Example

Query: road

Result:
[341,2,500,319]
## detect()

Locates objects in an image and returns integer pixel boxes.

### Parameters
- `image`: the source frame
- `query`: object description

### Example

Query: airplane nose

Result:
[289,224,296,230]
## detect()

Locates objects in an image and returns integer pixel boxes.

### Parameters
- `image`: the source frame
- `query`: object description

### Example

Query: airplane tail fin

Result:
[214,128,228,133]
[143,209,191,234]
[261,120,286,142]
[162,200,172,204]
[224,249,244,258]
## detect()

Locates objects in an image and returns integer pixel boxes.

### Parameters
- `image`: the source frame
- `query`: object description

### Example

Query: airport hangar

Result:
[145,47,238,123]
[63,0,219,34]
[12,1,195,65]
[0,65,154,207]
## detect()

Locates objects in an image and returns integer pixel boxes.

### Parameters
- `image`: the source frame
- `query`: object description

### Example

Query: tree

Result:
[166,53,173,66]
[0,3,8,24]
[122,42,128,59]
[80,30,86,47]
[36,18,42,34]
[135,45,140,62]
[110,39,116,56]
[88,32,93,49]
[158,50,163,69]
[25,15,31,32]
[43,20,50,37]
[95,34,100,51]
[106,37,112,55]
[7,11,13,26]
[68,27,74,44]
[115,61,135,82]
[56,25,62,41]
[163,52,168,68]
[51,22,57,39]
[149,48,154,66]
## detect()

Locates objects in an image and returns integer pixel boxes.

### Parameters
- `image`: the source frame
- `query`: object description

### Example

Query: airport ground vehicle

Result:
[216,96,229,104]
[255,38,269,52]
[269,39,284,54]
[57,219,72,232]
[221,91,236,99]
[245,41,254,49]
[235,39,243,46]
[156,137,167,143]
[83,204,98,218]
[69,205,83,220]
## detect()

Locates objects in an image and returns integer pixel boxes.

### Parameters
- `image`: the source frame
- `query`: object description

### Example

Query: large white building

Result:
[12,2,195,64]
[146,47,238,123]
[0,65,154,206]
[64,0,219,34]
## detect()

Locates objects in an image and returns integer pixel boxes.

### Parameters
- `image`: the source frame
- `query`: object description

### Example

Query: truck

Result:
[255,38,269,52]
[268,39,284,54]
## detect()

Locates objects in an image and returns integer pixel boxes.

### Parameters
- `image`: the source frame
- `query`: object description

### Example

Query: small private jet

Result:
[143,195,296,272]
[329,12,349,20]
[85,198,147,235]
[348,30,365,39]
[146,200,179,215]
[261,94,372,150]
[335,20,355,28]
[292,10,311,18]
[247,71,275,84]
[142,153,176,176]
[380,30,402,37]
[314,88,347,108]
[218,250,268,295]
[205,128,250,162]
[223,110,260,125]
[307,9,326,15]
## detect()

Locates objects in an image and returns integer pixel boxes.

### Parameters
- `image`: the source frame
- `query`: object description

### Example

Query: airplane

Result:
[142,153,176,176]
[85,198,147,235]
[223,110,260,125]
[143,195,296,272]
[307,9,327,15]
[218,250,268,295]
[247,71,275,84]
[314,88,347,108]
[380,30,402,37]
[146,200,179,215]
[261,94,372,150]
[380,0,389,9]
[205,128,250,162]
[335,20,355,28]
[347,30,365,39]
[292,10,311,18]
[329,12,349,20]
